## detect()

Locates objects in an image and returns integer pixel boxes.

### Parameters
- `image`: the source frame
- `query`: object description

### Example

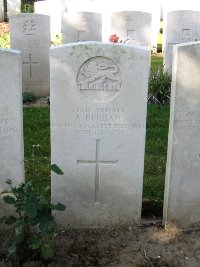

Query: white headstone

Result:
[7,0,20,17]
[34,0,62,33]
[62,12,102,43]
[0,48,24,216]
[163,42,200,228]
[111,11,152,48]
[164,10,200,71]
[10,14,50,97]
[0,0,3,22]
[51,42,150,227]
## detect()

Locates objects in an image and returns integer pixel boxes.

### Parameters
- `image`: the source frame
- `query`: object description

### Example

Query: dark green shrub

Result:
[148,68,172,105]
[0,165,65,266]
[23,92,36,103]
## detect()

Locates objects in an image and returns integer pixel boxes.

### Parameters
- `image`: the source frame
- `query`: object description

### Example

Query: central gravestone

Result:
[111,11,152,47]
[51,42,150,227]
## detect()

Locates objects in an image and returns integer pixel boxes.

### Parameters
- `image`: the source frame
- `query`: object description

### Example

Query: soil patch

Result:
[1,221,200,266]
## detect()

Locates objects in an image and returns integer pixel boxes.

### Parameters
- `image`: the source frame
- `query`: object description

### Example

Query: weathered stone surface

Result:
[163,42,200,228]
[111,11,152,48]
[51,42,150,227]
[7,0,20,17]
[164,10,200,71]
[10,14,50,97]
[0,48,24,217]
[34,0,62,33]
[0,0,3,22]
[62,12,102,43]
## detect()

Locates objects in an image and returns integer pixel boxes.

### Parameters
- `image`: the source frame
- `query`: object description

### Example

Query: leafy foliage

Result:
[0,165,65,265]
[148,68,172,105]
[23,91,36,103]
[0,23,10,48]
[138,258,173,267]
[21,3,34,13]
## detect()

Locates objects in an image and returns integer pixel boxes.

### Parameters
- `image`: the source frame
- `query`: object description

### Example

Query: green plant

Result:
[23,91,36,103]
[138,258,173,267]
[21,3,34,13]
[0,165,65,266]
[148,68,172,105]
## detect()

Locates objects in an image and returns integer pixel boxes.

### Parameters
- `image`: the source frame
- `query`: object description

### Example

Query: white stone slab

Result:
[0,48,24,216]
[111,11,152,48]
[34,0,62,33]
[164,10,200,71]
[7,0,20,17]
[163,42,200,228]
[10,14,50,97]
[0,0,3,22]
[62,12,102,43]
[51,42,150,227]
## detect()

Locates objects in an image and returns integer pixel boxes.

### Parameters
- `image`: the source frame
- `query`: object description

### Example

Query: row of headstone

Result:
[9,11,153,97]
[1,41,200,228]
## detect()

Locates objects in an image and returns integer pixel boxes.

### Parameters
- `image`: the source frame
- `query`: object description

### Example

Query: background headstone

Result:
[63,0,161,47]
[10,14,50,97]
[163,42,200,227]
[62,12,102,43]
[0,48,24,216]
[34,0,62,33]
[7,0,20,18]
[51,42,150,227]
[111,11,152,47]
[163,10,200,71]
[0,0,3,22]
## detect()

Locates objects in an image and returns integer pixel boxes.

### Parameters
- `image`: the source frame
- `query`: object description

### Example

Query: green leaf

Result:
[24,202,37,218]
[39,217,56,234]
[51,164,64,175]
[8,243,17,255]
[52,203,66,211]
[3,195,15,204]
[28,238,41,250]
[41,243,54,261]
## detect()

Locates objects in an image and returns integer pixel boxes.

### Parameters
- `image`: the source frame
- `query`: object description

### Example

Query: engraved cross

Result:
[23,54,39,80]
[77,139,118,203]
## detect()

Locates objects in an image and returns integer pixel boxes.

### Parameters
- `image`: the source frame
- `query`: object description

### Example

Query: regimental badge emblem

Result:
[77,57,122,102]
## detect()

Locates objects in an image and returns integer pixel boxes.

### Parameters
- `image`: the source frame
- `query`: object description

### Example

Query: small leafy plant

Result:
[148,68,172,105]
[0,165,65,266]
[23,91,36,103]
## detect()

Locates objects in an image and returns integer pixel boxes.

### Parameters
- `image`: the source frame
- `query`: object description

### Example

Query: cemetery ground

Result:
[1,56,200,266]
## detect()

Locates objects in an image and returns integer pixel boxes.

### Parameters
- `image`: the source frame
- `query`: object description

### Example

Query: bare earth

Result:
[1,220,200,266]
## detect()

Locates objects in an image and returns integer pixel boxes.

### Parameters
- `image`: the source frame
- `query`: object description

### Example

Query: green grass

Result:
[151,56,163,73]
[23,104,170,217]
